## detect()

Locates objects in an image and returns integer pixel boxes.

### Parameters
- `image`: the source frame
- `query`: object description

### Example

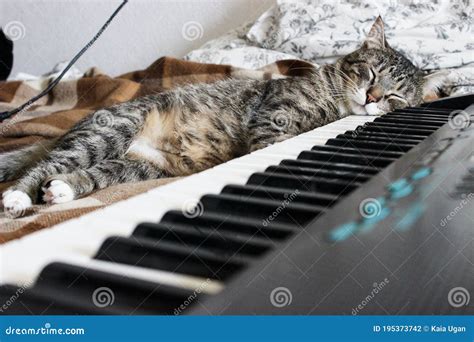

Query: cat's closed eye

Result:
[349,62,373,82]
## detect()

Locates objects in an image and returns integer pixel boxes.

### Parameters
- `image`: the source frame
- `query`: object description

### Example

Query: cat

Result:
[1,16,445,218]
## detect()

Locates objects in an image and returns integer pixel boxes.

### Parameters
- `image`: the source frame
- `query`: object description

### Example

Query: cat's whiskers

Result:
[324,64,359,89]
[319,69,356,101]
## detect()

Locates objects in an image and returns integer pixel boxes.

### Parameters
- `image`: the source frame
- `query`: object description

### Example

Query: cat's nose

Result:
[366,93,377,104]
[366,87,382,104]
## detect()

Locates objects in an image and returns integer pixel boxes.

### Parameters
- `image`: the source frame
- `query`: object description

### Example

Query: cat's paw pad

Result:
[42,180,74,204]
[2,190,32,218]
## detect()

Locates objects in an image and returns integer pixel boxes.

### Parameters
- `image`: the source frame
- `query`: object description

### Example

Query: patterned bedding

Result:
[185,0,474,96]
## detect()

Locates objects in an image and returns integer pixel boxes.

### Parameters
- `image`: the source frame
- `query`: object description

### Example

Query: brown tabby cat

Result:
[1,17,445,217]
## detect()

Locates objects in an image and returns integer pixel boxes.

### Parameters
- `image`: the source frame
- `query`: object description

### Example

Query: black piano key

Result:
[383,114,449,123]
[340,133,420,146]
[33,262,191,314]
[298,150,394,168]
[365,122,438,134]
[200,193,323,226]
[395,107,452,114]
[95,236,246,280]
[392,111,452,118]
[0,284,106,315]
[222,184,338,207]
[371,119,443,130]
[390,112,454,120]
[247,172,360,196]
[160,210,296,240]
[265,165,371,183]
[342,130,426,141]
[133,222,271,256]
[375,117,446,126]
[311,145,404,159]
[364,122,433,140]
[280,158,381,174]
[326,137,413,153]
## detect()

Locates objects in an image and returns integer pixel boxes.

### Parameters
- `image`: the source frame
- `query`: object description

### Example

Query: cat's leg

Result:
[42,157,165,203]
[2,140,113,217]
[2,156,82,217]
[2,99,159,216]
[0,139,56,182]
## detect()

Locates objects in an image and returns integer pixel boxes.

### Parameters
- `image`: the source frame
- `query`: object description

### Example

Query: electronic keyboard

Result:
[0,94,473,315]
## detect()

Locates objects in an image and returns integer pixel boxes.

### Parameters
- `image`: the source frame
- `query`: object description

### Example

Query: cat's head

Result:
[339,16,446,115]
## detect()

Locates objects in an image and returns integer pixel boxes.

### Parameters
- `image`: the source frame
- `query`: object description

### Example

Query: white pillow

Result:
[246,0,474,70]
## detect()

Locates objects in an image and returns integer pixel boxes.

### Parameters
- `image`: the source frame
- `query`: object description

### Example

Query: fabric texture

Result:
[186,0,474,96]
[0,56,315,241]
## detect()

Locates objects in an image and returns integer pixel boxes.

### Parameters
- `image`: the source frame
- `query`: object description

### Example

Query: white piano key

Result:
[2,252,222,294]
[0,115,377,287]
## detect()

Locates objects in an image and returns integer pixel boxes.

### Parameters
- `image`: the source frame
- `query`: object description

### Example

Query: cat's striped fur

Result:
[1,17,444,217]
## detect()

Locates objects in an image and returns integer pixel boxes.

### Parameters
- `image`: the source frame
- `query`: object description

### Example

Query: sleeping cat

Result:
[1,17,445,217]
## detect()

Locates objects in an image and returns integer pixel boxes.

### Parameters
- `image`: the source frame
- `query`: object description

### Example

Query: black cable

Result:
[0,0,128,122]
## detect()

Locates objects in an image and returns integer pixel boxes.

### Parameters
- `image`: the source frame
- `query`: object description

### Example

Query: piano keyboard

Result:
[1,94,473,314]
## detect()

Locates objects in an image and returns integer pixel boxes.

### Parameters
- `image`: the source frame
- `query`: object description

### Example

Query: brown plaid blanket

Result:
[0,56,316,242]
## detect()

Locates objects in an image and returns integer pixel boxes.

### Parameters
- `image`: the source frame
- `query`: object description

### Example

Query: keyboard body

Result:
[194,98,474,314]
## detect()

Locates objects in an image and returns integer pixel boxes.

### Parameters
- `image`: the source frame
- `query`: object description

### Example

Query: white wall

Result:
[1,0,274,77]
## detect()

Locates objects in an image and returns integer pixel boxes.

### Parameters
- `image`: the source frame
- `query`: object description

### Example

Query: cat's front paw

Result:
[2,190,32,218]
[42,180,75,204]
[365,103,385,116]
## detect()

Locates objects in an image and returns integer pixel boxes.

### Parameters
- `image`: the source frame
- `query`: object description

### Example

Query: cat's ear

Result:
[422,70,449,102]
[363,16,389,49]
